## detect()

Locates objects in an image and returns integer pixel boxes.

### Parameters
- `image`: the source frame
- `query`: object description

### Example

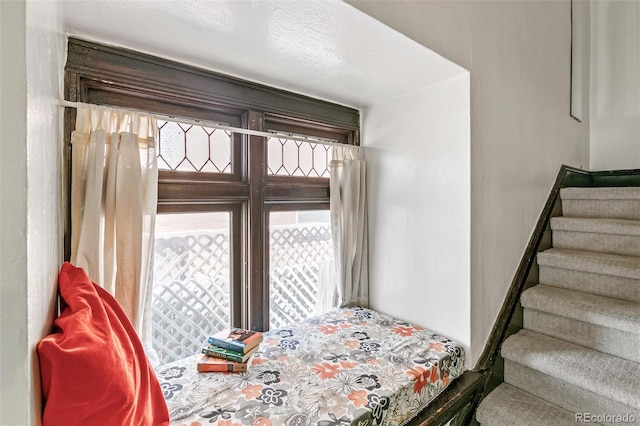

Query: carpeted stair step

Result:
[521,285,640,362]
[550,217,640,257]
[503,360,640,424]
[501,330,640,410]
[561,187,640,220]
[476,383,582,426]
[537,248,640,303]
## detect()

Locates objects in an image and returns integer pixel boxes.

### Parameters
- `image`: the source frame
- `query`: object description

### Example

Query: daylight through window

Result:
[64,38,359,365]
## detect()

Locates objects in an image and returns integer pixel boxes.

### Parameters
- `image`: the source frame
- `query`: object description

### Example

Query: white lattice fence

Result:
[154,233,230,283]
[153,233,231,364]
[269,225,332,328]
[270,264,319,329]
[270,225,332,267]
[152,278,229,363]
[152,224,332,364]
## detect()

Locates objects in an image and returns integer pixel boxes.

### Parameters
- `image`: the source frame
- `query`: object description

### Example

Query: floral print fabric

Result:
[155,307,465,426]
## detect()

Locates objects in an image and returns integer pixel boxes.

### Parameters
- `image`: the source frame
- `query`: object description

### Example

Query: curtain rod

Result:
[59,100,358,149]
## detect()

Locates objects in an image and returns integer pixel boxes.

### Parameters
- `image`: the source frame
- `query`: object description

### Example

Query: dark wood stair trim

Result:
[407,370,490,426]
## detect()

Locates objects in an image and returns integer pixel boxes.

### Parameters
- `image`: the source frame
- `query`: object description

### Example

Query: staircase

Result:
[476,187,640,425]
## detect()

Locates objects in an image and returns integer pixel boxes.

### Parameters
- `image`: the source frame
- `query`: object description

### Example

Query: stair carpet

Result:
[477,187,640,425]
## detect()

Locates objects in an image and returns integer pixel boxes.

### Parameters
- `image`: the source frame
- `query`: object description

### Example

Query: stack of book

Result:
[198,327,263,372]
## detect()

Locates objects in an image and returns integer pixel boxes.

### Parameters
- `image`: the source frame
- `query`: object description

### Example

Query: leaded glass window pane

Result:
[157,120,232,173]
[267,137,332,178]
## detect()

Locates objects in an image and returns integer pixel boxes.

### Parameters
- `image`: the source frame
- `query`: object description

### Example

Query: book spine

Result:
[198,363,246,372]
[207,337,244,353]
[202,347,245,363]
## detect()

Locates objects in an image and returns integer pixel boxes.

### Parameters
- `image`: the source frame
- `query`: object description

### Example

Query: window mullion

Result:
[246,110,267,331]
[230,204,243,328]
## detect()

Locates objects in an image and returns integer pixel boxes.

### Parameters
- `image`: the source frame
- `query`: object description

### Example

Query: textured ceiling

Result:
[61,0,465,108]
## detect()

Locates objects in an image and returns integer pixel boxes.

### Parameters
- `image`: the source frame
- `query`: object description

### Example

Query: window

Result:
[153,211,231,362]
[268,209,332,329]
[153,120,338,363]
[64,38,359,364]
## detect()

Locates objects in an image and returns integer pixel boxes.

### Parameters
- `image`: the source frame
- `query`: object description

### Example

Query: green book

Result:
[201,344,258,363]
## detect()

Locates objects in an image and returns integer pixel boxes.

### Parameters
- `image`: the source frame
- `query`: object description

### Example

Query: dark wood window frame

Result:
[63,37,360,331]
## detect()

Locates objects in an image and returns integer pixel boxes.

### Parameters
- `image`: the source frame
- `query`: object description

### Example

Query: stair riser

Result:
[476,383,578,426]
[538,249,640,280]
[521,285,640,334]
[562,199,640,221]
[504,360,640,424]
[523,309,640,363]
[539,266,640,303]
[502,330,640,409]
[540,267,640,303]
[553,231,640,257]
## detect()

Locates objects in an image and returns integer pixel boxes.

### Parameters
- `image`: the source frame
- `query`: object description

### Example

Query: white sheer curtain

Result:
[318,144,369,312]
[70,104,158,363]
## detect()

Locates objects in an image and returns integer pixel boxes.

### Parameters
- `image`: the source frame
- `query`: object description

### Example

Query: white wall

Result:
[1,2,30,423]
[363,74,471,364]
[0,1,65,424]
[590,0,640,170]
[25,1,65,423]
[348,0,590,367]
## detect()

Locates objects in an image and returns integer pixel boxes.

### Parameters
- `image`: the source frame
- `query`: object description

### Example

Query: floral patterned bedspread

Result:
[155,307,465,426]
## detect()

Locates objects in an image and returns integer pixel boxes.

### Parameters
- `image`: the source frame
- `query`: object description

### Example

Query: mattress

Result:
[155,306,465,426]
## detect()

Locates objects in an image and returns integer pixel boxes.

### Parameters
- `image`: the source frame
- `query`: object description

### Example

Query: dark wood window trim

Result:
[64,37,359,332]
[64,37,360,130]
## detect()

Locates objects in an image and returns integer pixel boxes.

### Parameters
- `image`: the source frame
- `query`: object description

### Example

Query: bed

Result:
[155,306,465,426]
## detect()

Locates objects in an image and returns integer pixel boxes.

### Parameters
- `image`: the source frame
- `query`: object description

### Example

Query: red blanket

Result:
[38,263,169,426]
